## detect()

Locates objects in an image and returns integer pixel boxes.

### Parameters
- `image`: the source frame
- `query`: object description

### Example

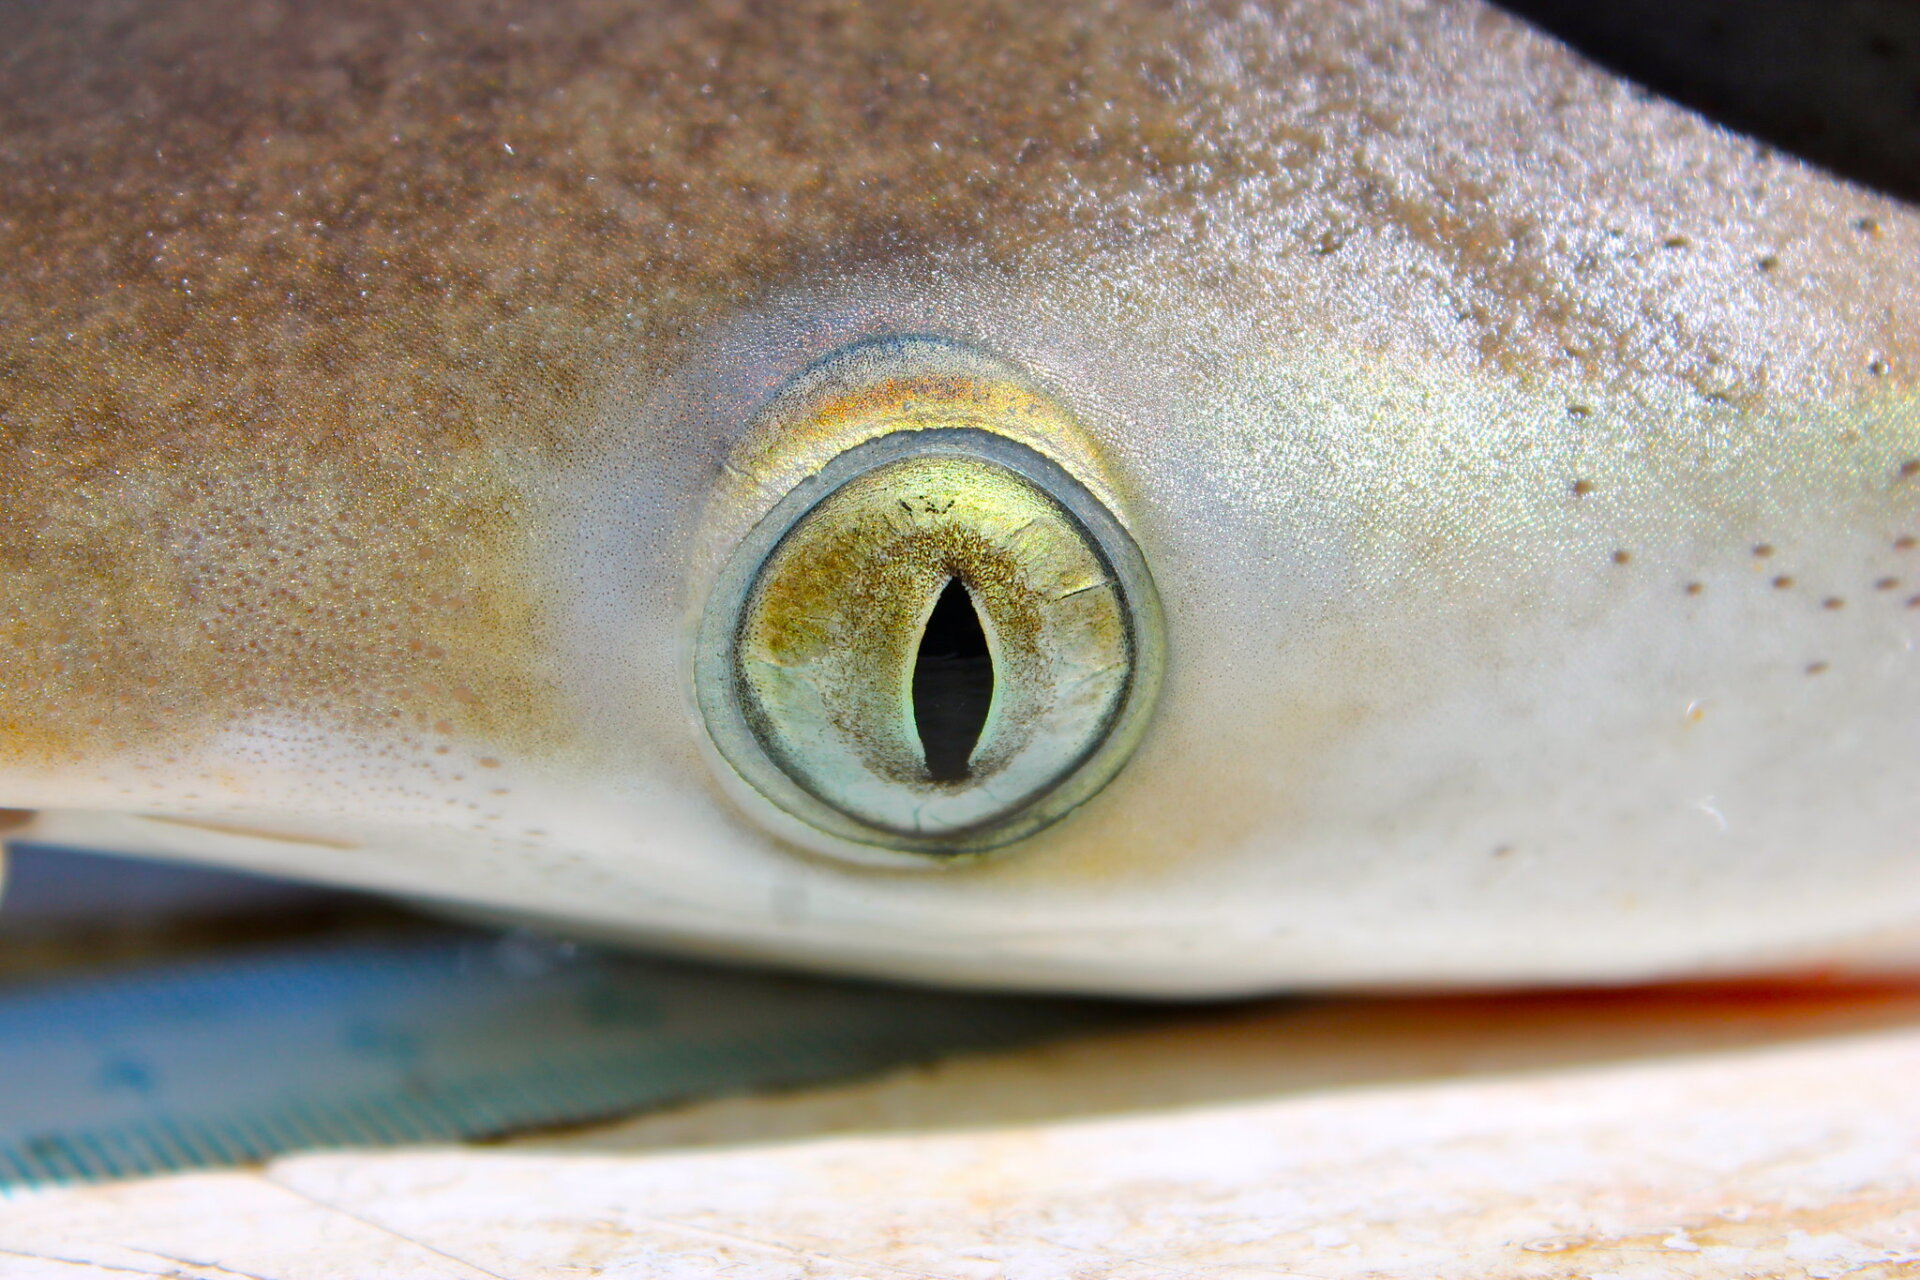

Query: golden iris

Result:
[697,409,1161,862]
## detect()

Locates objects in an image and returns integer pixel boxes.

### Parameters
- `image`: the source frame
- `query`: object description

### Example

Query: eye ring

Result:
[695,426,1163,866]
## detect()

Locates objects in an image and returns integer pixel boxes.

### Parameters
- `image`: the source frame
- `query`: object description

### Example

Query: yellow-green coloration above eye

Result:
[695,350,1162,864]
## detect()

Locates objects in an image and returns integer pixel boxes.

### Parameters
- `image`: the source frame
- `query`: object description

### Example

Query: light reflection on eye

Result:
[696,420,1162,864]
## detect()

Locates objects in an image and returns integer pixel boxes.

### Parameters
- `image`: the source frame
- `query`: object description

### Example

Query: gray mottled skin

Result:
[0,0,1915,992]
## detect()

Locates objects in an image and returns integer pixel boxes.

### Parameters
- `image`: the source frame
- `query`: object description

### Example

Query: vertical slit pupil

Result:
[912,578,994,783]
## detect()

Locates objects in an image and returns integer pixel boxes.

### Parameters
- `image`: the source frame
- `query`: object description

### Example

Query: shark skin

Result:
[0,0,1915,994]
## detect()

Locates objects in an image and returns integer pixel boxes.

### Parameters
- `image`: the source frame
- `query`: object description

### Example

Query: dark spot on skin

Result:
[1898,536,1918,552]
[1869,359,1890,376]
[0,808,35,833]
[1567,404,1592,419]
[1909,595,1920,610]
[1806,661,1830,675]
[1571,479,1594,496]
[1662,235,1689,249]
[1855,216,1881,235]
[1491,844,1515,858]
[1612,549,1632,565]
[1684,581,1704,596]
[1899,460,1919,480]
[1773,575,1795,589]
[1752,544,1775,558]
[1823,597,1845,610]
[1756,254,1779,272]
[1874,577,1899,591]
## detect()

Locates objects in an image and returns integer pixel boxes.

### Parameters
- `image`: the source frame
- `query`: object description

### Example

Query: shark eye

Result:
[696,419,1161,864]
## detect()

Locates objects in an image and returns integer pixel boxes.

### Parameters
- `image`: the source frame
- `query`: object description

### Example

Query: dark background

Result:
[1498,0,1920,202]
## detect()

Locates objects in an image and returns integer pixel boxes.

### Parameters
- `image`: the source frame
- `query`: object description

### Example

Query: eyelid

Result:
[693,335,1134,560]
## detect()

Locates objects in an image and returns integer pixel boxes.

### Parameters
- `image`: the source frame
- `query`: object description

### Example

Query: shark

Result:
[0,0,1914,994]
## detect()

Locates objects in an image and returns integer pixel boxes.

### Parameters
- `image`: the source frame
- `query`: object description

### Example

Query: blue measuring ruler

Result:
[0,858,1130,1188]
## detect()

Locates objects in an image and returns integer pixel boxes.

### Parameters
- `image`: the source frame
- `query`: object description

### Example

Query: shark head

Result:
[1,0,1915,993]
